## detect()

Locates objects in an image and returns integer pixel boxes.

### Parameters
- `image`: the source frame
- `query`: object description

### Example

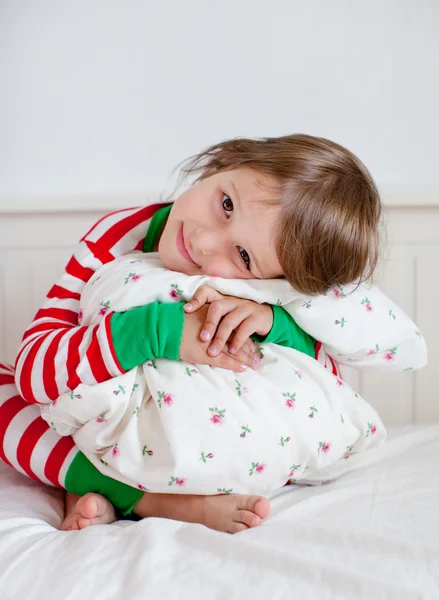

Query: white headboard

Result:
[1,194,438,426]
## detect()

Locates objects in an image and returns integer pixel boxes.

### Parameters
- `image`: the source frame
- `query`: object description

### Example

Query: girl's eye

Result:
[239,247,251,270]
[222,194,234,216]
[222,194,251,271]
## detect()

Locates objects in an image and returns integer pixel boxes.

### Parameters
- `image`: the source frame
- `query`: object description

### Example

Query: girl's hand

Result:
[180,303,258,372]
[183,285,273,358]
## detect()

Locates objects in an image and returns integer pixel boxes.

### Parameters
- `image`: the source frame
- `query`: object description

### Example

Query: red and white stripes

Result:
[315,341,341,378]
[14,204,164,406]
[0,363,77,488]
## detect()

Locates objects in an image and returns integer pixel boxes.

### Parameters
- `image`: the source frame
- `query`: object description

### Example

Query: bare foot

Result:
[203,494,270,533]
[134,492,270,534]
[60,492,117,531]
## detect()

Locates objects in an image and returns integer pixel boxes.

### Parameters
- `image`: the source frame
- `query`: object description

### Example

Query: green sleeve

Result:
[110,301,185,371]
[252,305,316,358]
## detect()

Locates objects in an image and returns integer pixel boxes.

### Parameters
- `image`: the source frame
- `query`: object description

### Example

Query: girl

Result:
[0,134,381,533]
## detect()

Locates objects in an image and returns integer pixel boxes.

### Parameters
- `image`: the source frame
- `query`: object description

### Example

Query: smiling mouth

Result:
[177,226,197,265]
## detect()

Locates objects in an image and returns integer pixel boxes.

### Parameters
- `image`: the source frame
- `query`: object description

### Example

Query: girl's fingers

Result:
[184,285,223,313]
[227,318,258,355]
[207,306,248,356]
[201,299,237,348]
[211,351,251,373]
[232,345,259,370]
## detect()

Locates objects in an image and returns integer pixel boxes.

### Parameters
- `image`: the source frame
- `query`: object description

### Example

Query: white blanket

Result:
[41,253,426,495]
[1,424,438,600]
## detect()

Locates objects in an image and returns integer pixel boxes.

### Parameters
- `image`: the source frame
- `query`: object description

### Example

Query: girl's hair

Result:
[181,134,381,295]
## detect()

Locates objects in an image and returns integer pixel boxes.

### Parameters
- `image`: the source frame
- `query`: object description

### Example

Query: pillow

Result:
[42,253,388,497]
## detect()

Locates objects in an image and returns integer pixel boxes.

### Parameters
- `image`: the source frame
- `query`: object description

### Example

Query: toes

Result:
[78,517,92,530]
[77,493,101,520]
[236,510,262,528]
[247,496,270,520]
[228,522,249,534]
[236,495,271,520]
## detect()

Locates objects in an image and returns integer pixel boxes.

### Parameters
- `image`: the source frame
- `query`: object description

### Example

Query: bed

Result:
[0,424,438,599]
[0,199,438,599]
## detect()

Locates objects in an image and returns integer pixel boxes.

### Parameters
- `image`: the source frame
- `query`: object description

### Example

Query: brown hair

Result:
[181,134,381,295]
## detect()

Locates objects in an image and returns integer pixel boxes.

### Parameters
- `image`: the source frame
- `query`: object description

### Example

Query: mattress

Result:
[0,424,438,600]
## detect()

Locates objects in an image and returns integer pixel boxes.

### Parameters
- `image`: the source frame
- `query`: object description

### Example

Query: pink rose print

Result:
[365,423,377,438]
[361,297,373,312]
[78,309,84,324]
[163,393,174,407]
[113,385,126,395]
[168,476,186,487]
[302,300,312,309]
[209,407,226,425]
[200,452,214,463]
[142,445,154,456]
[249,462,267,476]
[279,436,291,447]
[96,414,108,423]
[309,405,318,419]
[240,425,251,438]
[235,378,249,397]
[336,377,344,387]
[289,464,301,478]
[157,390,175,409]
[344,445,354,460]
[367,344,380,356]
[137,484,148,491]
[99,300,110,316]
[283,391,296,409]
[68,391,82,400]
[169,283,184,301]
[328,285,345,300]
[318,441,331,455]
[124,272,141,284]
[112,444,120,457]
[383,348,397,361]
[184,367,198,377]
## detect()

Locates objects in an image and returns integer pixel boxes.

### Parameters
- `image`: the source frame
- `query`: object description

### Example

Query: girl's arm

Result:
[14,205,182,405]
[252,305,316,358]
[183,286,316,360]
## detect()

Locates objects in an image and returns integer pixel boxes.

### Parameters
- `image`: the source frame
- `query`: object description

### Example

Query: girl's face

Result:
[158,168,284,280]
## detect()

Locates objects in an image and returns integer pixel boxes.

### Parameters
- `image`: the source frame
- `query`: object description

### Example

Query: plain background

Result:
[0,0,438,199]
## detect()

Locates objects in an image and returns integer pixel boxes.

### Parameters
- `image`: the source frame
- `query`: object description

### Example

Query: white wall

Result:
[1,0,438,199]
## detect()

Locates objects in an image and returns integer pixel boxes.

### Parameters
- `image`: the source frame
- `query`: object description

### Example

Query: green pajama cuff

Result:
[65,451,143,516]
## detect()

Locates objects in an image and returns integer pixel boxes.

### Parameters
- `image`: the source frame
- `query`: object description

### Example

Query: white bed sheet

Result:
[0,424,438,600]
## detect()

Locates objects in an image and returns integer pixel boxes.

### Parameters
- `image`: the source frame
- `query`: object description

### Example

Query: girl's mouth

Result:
[177,226,197,265]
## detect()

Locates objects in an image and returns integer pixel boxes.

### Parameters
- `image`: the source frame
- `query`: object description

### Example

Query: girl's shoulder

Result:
[80,203,170,244]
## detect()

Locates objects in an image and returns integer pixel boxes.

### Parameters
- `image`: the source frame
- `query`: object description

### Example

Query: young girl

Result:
[0,134,382,534]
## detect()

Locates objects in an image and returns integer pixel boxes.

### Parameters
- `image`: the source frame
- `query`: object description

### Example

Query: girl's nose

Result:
[194,228,221,256]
